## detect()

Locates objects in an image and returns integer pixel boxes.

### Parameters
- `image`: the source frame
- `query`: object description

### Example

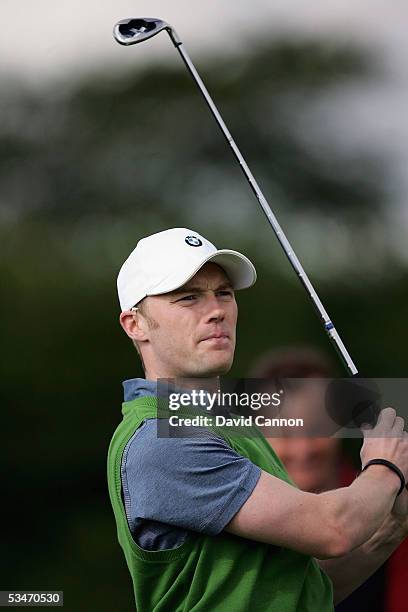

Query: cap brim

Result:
[147,249,257,297]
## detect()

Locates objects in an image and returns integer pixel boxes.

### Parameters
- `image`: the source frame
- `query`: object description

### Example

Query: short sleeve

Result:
[121,419,261,536]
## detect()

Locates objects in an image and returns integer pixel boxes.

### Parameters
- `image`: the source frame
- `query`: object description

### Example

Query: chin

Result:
[196,357,233,378]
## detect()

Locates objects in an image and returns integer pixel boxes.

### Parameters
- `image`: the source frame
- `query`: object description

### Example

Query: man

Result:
[107,227,408,612]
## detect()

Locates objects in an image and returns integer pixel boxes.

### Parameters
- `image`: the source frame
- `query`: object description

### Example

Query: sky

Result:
[1,1,408,259]
[1,1,407,85]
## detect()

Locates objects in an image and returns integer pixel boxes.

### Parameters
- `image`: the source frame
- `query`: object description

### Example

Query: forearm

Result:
[319,514,406,605]
[319,464,401,554]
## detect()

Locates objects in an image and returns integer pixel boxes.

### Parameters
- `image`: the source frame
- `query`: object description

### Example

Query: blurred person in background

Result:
[250,346,408,612]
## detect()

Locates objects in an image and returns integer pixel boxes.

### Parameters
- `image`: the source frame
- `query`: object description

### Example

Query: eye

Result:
[217,290,234,298]
[177,294,197,302]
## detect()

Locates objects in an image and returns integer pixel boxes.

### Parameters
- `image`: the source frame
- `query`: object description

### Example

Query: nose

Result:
[204,294,226,323]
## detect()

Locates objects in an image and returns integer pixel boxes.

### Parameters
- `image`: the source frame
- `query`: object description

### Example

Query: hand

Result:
[360,408,408,483]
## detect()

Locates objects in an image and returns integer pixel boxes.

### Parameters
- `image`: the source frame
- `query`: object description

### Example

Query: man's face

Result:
[137,262,238,379]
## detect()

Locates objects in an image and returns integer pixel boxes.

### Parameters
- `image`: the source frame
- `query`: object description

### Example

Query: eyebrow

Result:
[170,282,234,296]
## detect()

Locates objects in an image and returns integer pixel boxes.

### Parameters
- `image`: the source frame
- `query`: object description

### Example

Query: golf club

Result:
[113,17,358,377]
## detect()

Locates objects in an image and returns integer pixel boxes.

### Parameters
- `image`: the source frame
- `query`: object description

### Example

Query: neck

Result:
[144,369,221,393]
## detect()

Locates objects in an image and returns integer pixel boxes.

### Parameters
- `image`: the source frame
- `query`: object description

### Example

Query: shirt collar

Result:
[122,377,157,402]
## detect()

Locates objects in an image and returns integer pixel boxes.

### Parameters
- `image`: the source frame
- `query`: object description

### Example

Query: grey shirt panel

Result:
[120,378,261,551]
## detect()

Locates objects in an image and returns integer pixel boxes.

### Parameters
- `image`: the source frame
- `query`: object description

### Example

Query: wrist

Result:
[391,488,408,535]
[392,513,408,537]
[361,463,401,496]
[364,513,407,553]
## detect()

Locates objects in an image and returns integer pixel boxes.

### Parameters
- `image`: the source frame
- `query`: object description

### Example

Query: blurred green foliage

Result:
[0,37,406,611]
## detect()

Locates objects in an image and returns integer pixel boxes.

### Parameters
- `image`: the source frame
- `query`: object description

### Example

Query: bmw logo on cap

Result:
[185,235,203,247]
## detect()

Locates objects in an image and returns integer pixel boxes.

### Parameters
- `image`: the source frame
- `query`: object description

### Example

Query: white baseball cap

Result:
[117,227,257,311]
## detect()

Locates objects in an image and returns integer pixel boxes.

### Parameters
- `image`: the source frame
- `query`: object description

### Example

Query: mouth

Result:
[200,332,230,344]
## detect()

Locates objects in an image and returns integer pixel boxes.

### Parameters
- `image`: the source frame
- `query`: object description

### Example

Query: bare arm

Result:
[224,465,400,559]
[319,509,407,605]
[317,417,408,604]
[225,408,408,560]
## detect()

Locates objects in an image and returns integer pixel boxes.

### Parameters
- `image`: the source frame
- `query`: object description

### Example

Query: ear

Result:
[119,310,149,343]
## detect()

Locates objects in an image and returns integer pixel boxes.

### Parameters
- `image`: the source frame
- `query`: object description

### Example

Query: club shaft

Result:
[167,31,357,376]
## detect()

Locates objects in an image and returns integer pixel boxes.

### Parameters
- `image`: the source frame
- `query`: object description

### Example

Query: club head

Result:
[113,18,170,46]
